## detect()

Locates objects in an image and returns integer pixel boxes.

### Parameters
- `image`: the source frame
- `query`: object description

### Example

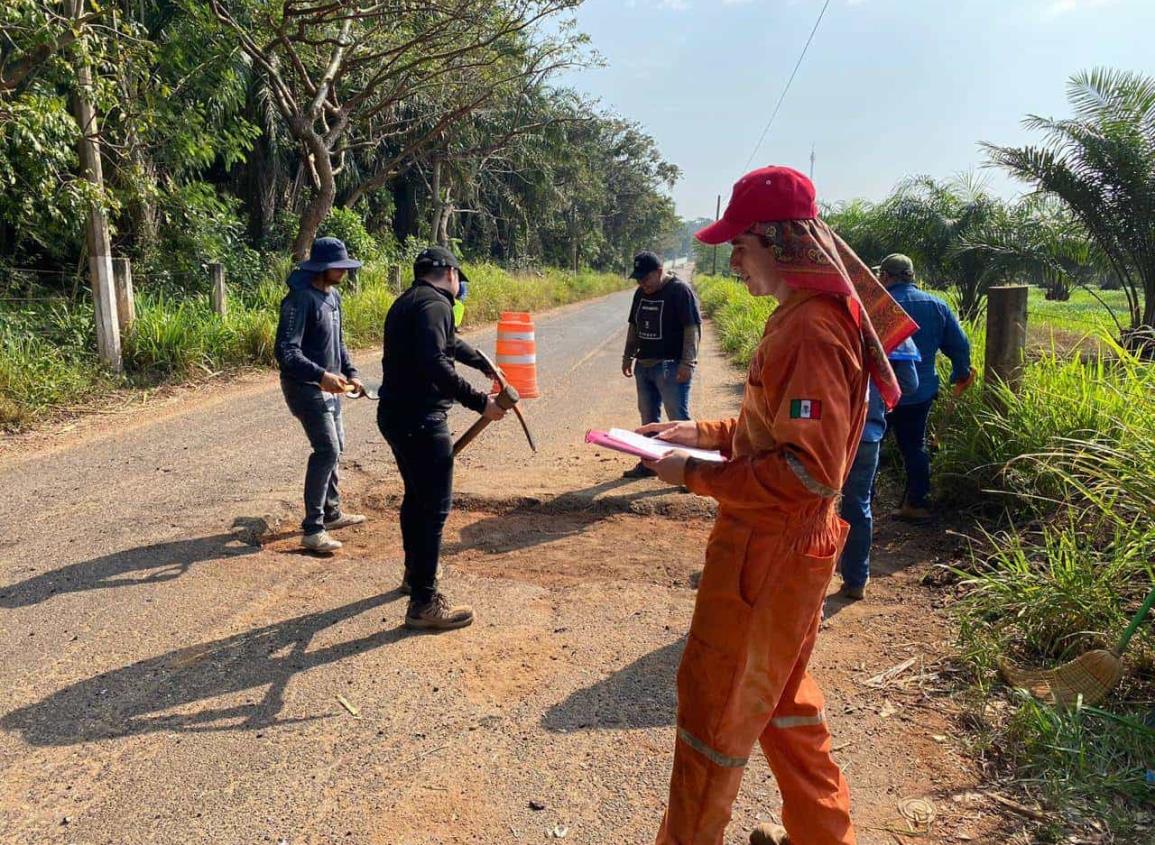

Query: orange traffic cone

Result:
[493,311,540,399]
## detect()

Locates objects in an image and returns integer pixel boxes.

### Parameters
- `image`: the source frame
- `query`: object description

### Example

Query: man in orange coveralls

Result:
[641,165,918,845]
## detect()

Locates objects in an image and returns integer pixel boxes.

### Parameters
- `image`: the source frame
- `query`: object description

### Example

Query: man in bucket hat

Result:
[275,236,367,553]
[641,166,917,845]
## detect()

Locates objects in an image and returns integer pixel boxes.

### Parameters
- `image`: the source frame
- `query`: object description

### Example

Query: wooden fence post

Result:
[209,262,227,316]
[984,285,1029,407]
[112,257,135,332]
[389,264,402,292]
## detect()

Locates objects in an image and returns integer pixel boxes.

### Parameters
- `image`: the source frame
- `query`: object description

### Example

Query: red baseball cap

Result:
[695,165,818,245]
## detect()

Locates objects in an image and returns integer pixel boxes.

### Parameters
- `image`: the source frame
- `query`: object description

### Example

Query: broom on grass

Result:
[1000,584,1155,707]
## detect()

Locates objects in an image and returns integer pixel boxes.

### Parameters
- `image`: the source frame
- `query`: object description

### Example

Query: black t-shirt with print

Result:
[628,276,702,360]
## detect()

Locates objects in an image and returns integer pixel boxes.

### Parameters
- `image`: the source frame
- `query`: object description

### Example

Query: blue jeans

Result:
[839,439,881,589]
[281,378,345,535]
[885,398,935,508]
[635,360,691,425]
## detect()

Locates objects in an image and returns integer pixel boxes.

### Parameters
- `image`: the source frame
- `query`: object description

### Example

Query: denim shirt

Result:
[862,337,920,442]
[886,282,971,405]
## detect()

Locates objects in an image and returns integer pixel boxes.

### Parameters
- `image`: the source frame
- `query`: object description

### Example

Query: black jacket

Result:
[274,269,358,384]
[378,280,492,419]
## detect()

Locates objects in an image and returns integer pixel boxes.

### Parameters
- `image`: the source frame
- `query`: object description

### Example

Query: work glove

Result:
[952,367,977,398]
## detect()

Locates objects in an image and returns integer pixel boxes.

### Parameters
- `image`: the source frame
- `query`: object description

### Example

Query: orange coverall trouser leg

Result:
[656,513,854,845]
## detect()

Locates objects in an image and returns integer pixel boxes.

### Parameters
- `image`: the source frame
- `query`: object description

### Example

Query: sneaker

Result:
[840,579,868,601]
[301,531,342,553]
[622,462,656,479]
[324,512,367,530]
[404,593,474,631]
[750,824,790,845]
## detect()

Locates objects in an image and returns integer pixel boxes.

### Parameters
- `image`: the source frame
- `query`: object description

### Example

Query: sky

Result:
[556,0,1153,221]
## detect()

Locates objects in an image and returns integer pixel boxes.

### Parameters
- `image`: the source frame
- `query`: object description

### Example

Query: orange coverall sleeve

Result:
[684,339,861,509]
[695,418,738,456]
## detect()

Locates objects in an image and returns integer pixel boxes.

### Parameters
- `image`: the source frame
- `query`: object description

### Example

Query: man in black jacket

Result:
[378,246,506,631]
[275,237,367,554]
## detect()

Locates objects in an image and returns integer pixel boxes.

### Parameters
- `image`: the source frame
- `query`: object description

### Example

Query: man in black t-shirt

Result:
[621,251,702,478]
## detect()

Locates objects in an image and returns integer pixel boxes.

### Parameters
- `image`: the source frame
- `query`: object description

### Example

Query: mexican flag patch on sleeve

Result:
[790,399,822,420]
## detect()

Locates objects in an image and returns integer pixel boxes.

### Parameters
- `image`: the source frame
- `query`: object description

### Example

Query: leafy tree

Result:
[986,68,1155,348]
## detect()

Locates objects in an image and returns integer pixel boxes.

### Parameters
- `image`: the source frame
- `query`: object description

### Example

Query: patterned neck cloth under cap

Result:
[696,166,917,410]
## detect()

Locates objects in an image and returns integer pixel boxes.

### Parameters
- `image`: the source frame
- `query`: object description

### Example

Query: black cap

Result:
[629,251,663,281]
[414,245,469,283]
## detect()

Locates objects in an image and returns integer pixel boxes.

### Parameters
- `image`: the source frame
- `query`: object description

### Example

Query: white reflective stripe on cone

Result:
[497,330,535,341]
[498,355,536,365]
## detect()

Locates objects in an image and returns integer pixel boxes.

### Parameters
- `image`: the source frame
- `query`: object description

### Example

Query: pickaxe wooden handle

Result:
[452,350,537,456]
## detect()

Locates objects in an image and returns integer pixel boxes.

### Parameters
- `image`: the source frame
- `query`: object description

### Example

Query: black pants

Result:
[378,408,453,604]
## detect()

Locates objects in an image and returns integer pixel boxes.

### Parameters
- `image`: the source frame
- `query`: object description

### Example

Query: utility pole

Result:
[711,194,721,276]
[70,1,121,371]
[810,144,816,181]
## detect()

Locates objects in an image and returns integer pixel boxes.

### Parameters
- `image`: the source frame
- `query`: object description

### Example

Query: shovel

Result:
[1000,583,1155,707]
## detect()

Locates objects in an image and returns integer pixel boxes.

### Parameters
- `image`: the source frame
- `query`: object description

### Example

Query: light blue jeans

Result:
[838,439,881,589]
[635,360,692,424]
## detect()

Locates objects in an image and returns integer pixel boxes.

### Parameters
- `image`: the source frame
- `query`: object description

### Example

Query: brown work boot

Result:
[840,578,869,601]
[404,593,474,632]
[896,503,933,522]
[750,823,790,845]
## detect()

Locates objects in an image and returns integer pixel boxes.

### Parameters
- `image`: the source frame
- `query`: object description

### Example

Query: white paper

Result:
[607,428,727,463]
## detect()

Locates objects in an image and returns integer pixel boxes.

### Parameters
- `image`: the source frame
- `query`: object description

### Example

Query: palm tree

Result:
[985,68,1155,350]
[959,197,1112,308]
[885,174,1010,322]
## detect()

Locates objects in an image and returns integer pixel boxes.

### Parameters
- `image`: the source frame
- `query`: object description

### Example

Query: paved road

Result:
[0,281,997,845]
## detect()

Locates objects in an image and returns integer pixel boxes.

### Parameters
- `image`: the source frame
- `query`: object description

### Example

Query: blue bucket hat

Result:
[298,237,362,272]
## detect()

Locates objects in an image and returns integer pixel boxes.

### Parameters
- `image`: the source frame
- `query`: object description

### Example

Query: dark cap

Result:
[298,237,362,272]
[879,253,915,281]
[629,251,663,281]
[414,245,469,283]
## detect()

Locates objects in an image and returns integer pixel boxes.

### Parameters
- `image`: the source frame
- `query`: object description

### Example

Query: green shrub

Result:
[1,261,627,428]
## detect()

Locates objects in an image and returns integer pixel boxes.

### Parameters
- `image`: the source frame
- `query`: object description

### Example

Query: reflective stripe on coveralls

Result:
[656,290,868,845]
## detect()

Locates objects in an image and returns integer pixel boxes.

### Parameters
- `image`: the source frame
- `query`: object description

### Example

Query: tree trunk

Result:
[291,129,336,261]
[392,173,419,243]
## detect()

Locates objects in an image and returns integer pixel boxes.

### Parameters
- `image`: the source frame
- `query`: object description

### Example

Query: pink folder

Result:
[584,428,726,463]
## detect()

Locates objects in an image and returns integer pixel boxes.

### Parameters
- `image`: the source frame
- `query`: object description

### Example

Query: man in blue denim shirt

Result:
[274,237,367,553]
[881,254,974,520]
[838,337,919,599]
[621,251,702,478]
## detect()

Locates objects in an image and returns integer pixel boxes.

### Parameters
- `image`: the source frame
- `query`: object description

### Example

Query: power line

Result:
[743,0,833,171]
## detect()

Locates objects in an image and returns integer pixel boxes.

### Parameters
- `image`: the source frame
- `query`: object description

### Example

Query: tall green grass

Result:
[1,261,628,430]
[695,274,774,366]
[696,271,1155,837]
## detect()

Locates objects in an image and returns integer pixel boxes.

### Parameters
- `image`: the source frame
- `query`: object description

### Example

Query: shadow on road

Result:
[541,638,683,732]
[0,525,262,609]
[446,477,680,557]
[1,592,405,746]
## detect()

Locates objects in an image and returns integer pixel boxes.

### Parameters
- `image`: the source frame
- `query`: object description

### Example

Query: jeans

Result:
[378,408,453,604]
[281,378,345,536]
[885,397,935,508]
[838,439,881,589]
[635,360,692,425]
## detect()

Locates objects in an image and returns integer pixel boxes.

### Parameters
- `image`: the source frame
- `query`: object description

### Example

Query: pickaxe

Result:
[453,349,536,456]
